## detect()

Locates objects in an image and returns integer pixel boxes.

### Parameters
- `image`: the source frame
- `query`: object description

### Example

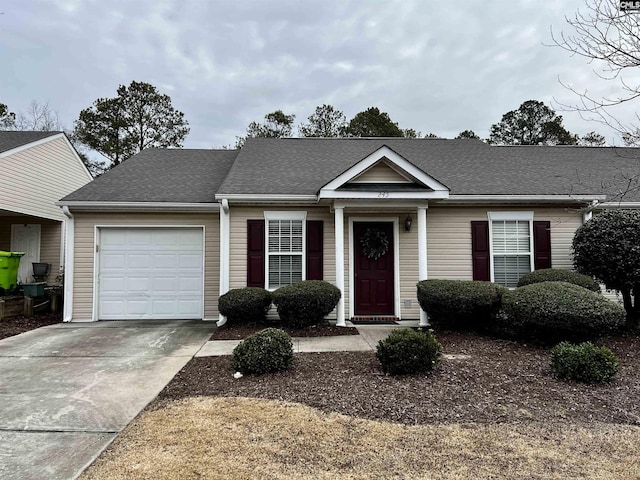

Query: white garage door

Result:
[98,228,204,320]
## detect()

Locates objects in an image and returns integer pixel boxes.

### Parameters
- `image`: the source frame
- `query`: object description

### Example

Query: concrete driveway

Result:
[0,320,215,480]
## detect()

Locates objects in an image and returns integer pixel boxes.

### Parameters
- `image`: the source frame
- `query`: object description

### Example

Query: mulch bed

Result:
[211,322,359,340]
[159,331,640,426]
[0,312,62,340]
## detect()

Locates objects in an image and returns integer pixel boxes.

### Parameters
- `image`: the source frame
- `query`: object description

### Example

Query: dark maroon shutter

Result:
[533,221,551,270]
[247,220,265,287]
[306,221,323,280]
[471,221,490,281]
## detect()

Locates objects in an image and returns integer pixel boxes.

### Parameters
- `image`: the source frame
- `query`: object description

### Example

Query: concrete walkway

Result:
[0,320,215,480]
[196,322,417,357]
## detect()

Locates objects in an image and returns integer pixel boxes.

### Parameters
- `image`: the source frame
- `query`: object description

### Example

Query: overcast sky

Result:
[2,0,639,152]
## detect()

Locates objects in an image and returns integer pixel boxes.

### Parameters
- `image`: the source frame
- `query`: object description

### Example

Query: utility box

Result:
[22,282,46,298]
[0,251,25,293]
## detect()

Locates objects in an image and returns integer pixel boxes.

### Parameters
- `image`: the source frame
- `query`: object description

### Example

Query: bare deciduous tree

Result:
[551,0,640,144]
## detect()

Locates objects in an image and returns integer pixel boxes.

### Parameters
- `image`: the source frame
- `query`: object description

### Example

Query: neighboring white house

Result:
[0,131,93,285]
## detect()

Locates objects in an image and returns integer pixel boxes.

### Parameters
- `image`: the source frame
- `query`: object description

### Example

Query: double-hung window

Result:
[264,211,306,289]
[489,212,534,288]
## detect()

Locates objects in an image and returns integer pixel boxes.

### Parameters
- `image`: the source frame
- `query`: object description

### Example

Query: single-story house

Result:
[57,138,640,325]
[0,131,92,285]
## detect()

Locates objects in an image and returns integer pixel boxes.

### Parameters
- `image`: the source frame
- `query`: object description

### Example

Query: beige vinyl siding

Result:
[229,206,336,290]
[228,205,584,322]
[0,136,91,221]
[0,215,61,283]
[351,162,411,183]
[71,212,219,321]
[427,206,583,280]
[229,206,335,320]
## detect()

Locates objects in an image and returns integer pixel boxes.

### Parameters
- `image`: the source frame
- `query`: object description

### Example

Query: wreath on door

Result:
[360,228,389,260]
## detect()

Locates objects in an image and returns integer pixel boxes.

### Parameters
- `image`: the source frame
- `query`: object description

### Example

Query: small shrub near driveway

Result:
[517,268,601,292]
[416,279,507,332]
[501,281,625,344]
[273,280,341,328]
[218,288,272,324]
[232,328,293,375]
[376,328,442,375]
[551,342,619,384]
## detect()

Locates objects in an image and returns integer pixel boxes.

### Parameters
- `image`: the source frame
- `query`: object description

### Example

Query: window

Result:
[489,212,533,288]
[265,212,306,289]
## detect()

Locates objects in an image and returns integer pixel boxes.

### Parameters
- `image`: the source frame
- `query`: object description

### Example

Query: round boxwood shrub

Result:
[376,328,442,375]
[416,279,507,332]
[218,287,272,324]
[500,281,625,344]
[272,280,341,328]
[517,268,600,292]
[550,341,619,384]
[231,328,294,375]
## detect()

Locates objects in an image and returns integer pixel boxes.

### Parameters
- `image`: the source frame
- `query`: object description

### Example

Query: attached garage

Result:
[97,227,204,320]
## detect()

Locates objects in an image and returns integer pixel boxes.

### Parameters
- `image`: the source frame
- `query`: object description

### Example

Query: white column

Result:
[334,207,346,326]
[418,206,429,327]
[217,200,230,326]
[61,207,74,322]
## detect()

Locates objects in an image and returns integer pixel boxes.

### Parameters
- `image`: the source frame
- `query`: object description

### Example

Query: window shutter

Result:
[306,220,323,280]
[247,220,265,287]
[471,221,490,281]
[533,221,551,270]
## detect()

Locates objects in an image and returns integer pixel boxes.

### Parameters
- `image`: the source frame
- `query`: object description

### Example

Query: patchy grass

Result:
[81,396,640,480]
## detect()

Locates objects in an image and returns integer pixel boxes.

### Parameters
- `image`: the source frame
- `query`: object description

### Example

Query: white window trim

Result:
[487,212,534,287]
[263,211,307,290]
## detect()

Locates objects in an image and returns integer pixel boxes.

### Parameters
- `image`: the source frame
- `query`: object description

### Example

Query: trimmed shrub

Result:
[551,341,619,384]
[500,281,625,344]
[416,279,507,331]
[517,268,600,292]
[232,328,294,375]
[218,288,272,324]
[376,328,442,375]
[272,280,341,328]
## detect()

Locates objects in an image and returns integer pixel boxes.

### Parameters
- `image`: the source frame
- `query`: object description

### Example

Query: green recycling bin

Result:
[0,251,25,293]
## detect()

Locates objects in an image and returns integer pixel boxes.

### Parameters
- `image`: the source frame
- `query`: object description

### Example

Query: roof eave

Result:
[443,194,606,205]
[214,194,319,204]
[56,201,220,212]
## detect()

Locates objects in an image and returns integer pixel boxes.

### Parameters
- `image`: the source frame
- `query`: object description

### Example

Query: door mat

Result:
[350,317,399,325]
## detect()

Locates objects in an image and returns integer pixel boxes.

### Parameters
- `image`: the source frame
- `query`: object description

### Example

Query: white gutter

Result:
[61,206,74,322]
[445,195,607,204]
[597,202,640,208]
[217,199,230,327]
[215,194,318,203]
[55,202,220,212]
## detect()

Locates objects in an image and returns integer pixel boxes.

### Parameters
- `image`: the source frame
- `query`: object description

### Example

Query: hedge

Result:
[416,279,507,332]
[218,288,272,324]
[517,268,600,292]
[272,280,341,328]
[500,281,625,344]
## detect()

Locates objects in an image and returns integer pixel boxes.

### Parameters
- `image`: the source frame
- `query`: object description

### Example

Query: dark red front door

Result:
[354,222,394,315]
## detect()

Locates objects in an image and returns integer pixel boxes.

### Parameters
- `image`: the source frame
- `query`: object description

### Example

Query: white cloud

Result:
[0,0,637,147]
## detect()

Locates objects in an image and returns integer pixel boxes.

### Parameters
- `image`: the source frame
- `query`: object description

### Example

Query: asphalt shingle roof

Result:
[61,148,239,203]
[0,131,61,153]
[218,138,640,202]
[60,138,640,204]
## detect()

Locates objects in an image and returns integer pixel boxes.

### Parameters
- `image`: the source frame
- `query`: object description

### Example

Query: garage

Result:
[98,227,204,320]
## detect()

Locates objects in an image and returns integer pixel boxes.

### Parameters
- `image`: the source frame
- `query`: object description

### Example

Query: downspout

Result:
[217,199,230,327]
[61,206,74,322]
[583,199,598,224]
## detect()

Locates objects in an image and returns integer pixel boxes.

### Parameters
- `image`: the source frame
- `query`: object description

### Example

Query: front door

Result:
[11,224,41,284]
[354,222,394,316]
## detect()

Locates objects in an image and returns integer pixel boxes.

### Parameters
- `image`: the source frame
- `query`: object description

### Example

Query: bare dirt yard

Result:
[80,331,640,479]
[0,312,61,340]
